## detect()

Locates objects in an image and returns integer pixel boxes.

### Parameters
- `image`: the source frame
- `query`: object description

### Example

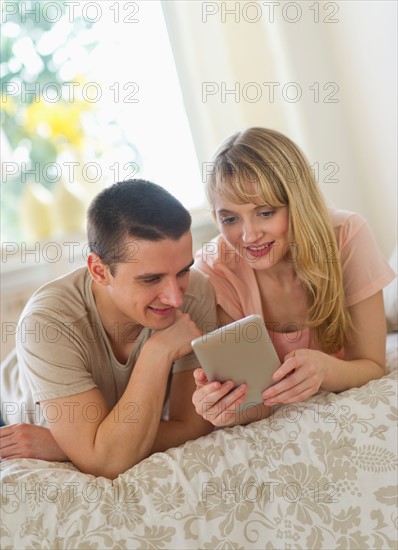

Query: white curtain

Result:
[161,0,397,257]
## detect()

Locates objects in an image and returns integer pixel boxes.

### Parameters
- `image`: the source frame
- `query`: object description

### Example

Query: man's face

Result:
[100,231,194,331]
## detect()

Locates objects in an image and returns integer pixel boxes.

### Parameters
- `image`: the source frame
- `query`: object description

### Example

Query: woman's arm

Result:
[262,291,386,405]
[318,290,386,390]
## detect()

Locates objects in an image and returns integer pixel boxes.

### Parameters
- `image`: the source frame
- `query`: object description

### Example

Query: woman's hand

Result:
[192,368,248,426]
[0,424,69,462]
[262,349,330,405]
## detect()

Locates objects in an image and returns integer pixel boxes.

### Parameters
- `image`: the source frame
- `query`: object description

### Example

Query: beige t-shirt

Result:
[195,209,396,360]
[3,267,216,425]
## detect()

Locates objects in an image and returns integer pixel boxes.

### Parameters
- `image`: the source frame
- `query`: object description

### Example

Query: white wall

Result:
[163,0,397,258]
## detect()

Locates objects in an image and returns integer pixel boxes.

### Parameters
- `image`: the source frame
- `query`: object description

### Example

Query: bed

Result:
[1,327,396,549]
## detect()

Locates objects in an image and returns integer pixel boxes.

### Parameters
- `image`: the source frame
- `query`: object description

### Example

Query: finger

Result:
[0,438,20,458]
[218,384,247,411]
[284,348,306,361]
[0,427,18,450]
[263,377,315,405]
[206,386,248,426]
[0,436,18,451]
[282,387,316,403]
[192,381,222,407]
[263,367,307,400]
[0,449,22,459]
[193,368,208,384]
[194,380,246,415]
[0,425,14,436]
[194,380,235,411]
[212,406,242,426]
[272,357,298,382]
[203,384,247,417]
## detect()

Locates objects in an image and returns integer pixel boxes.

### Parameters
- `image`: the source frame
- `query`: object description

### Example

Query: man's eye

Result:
[143,277,160,284]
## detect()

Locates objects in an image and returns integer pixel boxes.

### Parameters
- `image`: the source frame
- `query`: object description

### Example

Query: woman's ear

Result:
[87,253,111,285]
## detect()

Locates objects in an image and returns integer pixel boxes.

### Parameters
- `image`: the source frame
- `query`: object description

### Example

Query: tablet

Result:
[191,314,281,410]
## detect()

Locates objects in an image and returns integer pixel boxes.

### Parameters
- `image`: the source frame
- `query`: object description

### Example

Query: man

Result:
[0,179,217,479]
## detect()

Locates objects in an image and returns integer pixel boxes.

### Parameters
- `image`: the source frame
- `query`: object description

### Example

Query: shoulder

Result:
[329,208,369,248]
[328,209,395,306]
[20,267,90,323]
[329,207,367,230]
[184,267,214,302]
[181,268,217,330]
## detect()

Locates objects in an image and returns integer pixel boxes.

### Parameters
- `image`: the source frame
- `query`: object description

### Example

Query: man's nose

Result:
[159,279,184,307]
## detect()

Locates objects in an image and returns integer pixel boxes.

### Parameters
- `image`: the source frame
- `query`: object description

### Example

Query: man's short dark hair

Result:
[87,179,191,269]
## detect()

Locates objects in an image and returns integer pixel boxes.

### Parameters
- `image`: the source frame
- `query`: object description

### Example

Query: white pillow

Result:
[384,246,398,332]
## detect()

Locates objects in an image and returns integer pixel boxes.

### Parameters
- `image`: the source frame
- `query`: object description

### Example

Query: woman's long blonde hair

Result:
[206,127,353,353]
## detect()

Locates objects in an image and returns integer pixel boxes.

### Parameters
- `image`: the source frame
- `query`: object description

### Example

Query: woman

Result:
[193,127,396,426]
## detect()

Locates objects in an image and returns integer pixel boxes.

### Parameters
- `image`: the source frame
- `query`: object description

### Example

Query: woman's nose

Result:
[242,220,260,243]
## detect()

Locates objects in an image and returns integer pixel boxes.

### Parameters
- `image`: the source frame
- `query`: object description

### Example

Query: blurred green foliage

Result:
[1,0,97,241]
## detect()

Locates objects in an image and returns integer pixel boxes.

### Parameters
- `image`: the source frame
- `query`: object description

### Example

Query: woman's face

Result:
[214,195,290,270]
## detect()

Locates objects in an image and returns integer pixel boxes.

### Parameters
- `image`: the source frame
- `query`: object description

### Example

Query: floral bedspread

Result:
[1,333,397,549]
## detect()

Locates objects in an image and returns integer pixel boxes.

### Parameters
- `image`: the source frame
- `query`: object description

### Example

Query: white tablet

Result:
[191,314,281,410]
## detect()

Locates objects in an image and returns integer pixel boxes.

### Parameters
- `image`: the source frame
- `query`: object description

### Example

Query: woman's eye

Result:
[220,216,237,225]
[259,210,274,218]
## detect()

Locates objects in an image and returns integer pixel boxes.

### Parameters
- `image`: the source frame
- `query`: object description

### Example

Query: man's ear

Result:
[87,253,112,285]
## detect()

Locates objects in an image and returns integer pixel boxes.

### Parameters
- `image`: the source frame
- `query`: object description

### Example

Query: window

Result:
[1,0,205,243]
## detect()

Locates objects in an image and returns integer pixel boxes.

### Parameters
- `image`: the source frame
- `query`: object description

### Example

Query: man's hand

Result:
[0,424,68,462]
[149,310,202,362]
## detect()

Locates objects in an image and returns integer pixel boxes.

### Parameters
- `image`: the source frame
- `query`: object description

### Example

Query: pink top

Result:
[195,209,396,361]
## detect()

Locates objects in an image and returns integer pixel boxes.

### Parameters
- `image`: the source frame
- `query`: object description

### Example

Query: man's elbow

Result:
[75,452,144,480]
[375,361,387,378]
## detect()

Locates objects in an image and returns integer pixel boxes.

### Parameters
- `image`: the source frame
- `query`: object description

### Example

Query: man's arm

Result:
[0,343,213,467]
[38,312,201,479]
[151,369,214,453]
[0,359,214,465]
